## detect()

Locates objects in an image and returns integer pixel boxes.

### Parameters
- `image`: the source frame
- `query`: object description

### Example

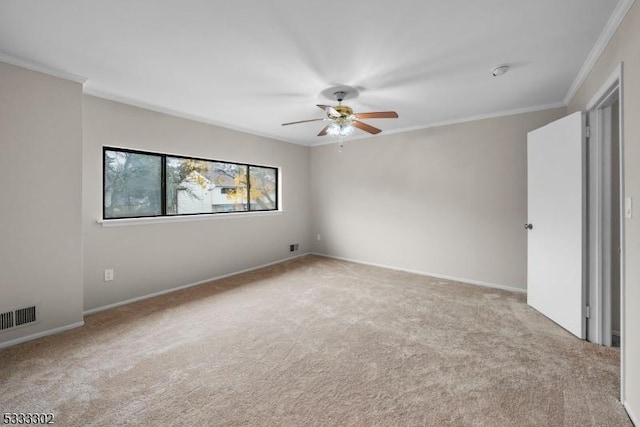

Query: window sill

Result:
[97,210,284,227]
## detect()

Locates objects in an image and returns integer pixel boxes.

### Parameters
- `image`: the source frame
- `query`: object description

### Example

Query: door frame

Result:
[586,63,625,400]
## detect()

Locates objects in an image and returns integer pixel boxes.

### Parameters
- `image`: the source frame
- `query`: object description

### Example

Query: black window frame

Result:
[103,146,279,220]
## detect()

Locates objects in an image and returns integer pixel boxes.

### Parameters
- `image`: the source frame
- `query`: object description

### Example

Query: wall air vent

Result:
[0,311,14,331]
[0,305,38,332]
[15,306,36,326]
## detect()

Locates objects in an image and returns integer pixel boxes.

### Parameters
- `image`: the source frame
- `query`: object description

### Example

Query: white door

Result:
[527,112,585,339]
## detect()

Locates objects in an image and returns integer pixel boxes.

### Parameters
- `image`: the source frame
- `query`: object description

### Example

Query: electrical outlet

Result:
[104,269,114,282]
[316,234,322,241]
[625,196,633,219]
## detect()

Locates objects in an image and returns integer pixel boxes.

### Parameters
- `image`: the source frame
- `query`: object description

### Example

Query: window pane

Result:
[166,157,213,215]
[211,162,248,213]
[104,150,162,218]
[249,166,277,210]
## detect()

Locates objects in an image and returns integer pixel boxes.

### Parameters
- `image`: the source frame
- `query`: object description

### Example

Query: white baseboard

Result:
[83,252,310,316]
[310,252,527,294]
[0,321,85,350]
[624,401,638,426]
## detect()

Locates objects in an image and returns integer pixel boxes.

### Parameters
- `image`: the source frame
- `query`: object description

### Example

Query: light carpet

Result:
[0,255,631,426]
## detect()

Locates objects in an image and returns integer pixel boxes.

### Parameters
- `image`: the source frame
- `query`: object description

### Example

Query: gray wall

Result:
[568,0,640,418]
[310,107,566,291]
[0,62,84,345]
[82,96,311,312]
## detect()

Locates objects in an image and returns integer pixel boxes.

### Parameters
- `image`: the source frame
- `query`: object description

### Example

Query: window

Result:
[104,150,162,218]
[104,147,278,219]
[249,166,277,210]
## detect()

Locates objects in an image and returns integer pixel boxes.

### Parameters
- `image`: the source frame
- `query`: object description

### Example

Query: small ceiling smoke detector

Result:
[492,65,510,77]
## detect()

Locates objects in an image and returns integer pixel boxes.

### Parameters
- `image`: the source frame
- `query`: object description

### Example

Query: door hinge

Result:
[585,306,591,318]
[585,126,591,138]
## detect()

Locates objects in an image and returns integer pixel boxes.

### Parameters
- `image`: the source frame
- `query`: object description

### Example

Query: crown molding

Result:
[83,88,307,146]
[0,52,87,84]
[564,0,635,105]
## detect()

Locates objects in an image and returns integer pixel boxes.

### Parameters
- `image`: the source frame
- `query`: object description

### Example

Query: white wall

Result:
[568,0,640,421]
[82,96,311,312]
[310,107,566,291]
[0,62,84,346]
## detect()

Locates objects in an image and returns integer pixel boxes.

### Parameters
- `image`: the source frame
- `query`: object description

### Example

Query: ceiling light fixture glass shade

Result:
[327,121,354,137]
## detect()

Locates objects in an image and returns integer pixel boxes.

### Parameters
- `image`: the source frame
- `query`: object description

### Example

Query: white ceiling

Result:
[0,0,624,145]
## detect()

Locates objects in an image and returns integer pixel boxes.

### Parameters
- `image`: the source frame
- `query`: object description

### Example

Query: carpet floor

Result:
[0,255,631,426]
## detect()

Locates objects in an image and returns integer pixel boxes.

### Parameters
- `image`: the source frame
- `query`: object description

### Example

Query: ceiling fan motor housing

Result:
[332,105,355,123]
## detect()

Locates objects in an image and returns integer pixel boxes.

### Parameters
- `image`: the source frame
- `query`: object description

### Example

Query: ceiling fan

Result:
[282,90,398,138]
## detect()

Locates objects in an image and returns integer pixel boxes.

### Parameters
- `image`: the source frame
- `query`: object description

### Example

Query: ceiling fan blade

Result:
[317,124,330,136]
[281,118,325,126]
[352,120,382,135]
[355,111,399,119]
[317,104,341,118]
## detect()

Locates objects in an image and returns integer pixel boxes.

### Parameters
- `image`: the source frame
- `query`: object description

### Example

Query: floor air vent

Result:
[0,305,38,332]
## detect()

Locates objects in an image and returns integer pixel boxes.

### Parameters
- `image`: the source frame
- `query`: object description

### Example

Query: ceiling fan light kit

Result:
[281,87,398,149]
[327,122,354,137]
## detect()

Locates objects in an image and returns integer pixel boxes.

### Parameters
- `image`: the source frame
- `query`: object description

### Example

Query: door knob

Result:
[524,224,533,230]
